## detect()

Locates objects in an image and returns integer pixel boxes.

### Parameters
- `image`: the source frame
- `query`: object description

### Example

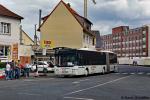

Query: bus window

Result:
[55,53,78,67]
[109,53,117,64]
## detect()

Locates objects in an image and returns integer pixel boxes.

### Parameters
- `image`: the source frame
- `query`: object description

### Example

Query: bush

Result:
[0,62,6,69]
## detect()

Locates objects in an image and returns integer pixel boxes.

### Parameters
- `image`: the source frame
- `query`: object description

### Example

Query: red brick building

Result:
[101,25,149,57]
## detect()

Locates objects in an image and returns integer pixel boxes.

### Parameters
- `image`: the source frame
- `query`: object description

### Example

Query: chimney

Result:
[67,3,71,7]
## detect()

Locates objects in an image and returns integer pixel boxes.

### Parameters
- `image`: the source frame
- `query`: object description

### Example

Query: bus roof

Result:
[54,47,116,54]
[100,50,115,54]
[79,48,97,51]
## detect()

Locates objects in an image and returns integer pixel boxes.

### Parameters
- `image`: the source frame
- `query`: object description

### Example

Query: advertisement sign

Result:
[12,43,18,61]
[42,40,54,49]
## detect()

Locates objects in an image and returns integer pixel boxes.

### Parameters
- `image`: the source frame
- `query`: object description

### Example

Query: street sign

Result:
[42,40,53,49]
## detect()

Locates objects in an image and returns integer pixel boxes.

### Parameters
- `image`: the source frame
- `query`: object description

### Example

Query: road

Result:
[0,65,150,100]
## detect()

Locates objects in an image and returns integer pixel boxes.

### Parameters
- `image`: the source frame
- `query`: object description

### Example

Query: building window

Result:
[92,38,95,46]
[0,45,10,56]
[0,22,11,34]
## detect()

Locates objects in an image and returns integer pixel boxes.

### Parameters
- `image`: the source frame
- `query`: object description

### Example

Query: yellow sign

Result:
[42,40,54,49]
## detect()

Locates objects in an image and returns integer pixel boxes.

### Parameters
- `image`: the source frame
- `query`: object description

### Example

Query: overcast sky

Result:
[1,0,150,39]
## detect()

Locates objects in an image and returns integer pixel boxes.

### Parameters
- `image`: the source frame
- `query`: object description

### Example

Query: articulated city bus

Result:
[54,48,118,76]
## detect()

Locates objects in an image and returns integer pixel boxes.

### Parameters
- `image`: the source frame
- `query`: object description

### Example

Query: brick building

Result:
[101,25,150,58]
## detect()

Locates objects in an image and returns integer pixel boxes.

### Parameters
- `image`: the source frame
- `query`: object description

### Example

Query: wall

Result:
[0,16,20,45]
[0,16,21,61]
[148,25,150,57]
[22,31,34,46]
[40,2,83,49]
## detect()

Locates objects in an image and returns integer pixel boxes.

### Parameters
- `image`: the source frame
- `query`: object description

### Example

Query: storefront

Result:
[0,45,11,62]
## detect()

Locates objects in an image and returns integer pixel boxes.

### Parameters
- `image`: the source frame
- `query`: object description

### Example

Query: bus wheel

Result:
[85,69,89,76]
[102,68,105,75]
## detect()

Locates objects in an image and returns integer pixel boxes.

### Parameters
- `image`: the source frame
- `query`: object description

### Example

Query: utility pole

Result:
[84,0,96,18]
[34,24,37,45]
[39,9,42,28]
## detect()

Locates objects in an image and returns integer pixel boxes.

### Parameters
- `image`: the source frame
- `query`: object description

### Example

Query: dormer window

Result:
[0,22,11,35]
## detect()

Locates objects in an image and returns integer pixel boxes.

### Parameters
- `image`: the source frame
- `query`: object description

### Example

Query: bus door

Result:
[106,52,110,73]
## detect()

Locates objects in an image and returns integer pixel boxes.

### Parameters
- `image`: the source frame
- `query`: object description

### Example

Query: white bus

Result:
[54,48,118,76]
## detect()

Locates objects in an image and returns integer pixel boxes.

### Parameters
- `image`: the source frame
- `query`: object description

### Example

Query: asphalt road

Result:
[0,65,150,100]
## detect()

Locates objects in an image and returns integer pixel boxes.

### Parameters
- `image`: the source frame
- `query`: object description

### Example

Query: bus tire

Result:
[85,69,89,76]
[102,68,105,75]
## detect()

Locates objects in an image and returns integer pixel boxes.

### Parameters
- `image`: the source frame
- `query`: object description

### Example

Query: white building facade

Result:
[0,4,23,62]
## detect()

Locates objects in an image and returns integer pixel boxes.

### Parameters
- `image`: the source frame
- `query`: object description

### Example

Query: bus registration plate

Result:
[62,68,68,73]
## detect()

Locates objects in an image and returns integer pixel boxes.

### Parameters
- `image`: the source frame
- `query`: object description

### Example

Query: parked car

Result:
[31,61,54,73]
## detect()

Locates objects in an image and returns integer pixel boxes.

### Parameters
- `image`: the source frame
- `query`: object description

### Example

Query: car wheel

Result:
[43,68,48,73]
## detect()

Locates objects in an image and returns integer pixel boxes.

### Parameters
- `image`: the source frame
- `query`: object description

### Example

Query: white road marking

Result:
[73,82,80,84]
[64,97,94,100]
[138,72,144,75]
[130,73,135,75]
[122,73,128,75]
[72,79,89,84]
[65,75,132,96]
[147,73,150,75]
[115,73,120,74]
[18,92,41,96]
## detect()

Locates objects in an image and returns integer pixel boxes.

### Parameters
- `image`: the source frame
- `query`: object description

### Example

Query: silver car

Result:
[31,61,54,73]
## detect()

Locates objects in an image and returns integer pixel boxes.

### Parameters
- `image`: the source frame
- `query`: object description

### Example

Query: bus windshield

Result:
[55,53,78,67]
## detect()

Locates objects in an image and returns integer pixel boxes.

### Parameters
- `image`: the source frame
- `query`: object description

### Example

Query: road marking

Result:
[64,75,132,96]
[138,72,144,75]
[64,97,94,100]
[122,73,128,75]
[73,82,80,84]
[72,79,89,84]
[147,73,150,75]
[130,73,135,75]
[18,92,41,96]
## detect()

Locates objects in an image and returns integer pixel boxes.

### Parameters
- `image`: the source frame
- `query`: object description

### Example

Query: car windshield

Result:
[55,53,78,67]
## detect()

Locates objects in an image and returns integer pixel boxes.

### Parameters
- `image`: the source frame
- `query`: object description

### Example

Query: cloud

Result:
[1,0,150,39]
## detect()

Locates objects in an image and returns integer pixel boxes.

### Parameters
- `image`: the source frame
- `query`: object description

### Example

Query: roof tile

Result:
[0,4,23,19]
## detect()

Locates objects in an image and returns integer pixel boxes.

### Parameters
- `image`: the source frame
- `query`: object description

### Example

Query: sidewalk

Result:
[0,72,55,80]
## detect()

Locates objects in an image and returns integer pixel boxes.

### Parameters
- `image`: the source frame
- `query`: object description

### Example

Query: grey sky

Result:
[0,0,150,39]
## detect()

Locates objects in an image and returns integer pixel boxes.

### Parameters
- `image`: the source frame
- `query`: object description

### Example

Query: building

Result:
[101,34,113,51]
[101,25,150,58]
[19,30,34,64]
[93,31,102,50]
[38,0,96,49]
[0,4,33,63]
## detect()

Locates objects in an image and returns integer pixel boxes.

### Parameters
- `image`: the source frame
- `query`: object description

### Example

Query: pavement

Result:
[0,65,150,100]
[0,71,55,80]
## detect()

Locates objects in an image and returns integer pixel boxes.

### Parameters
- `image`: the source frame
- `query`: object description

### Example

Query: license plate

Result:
[62,71,68,73]
[62,68,68,73]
